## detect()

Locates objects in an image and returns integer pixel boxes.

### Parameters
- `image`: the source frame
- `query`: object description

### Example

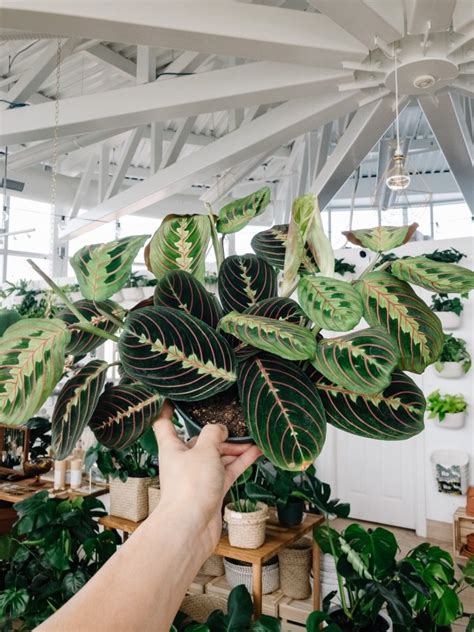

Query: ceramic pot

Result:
[435,362,465,379]
[277,498,305,527]
[434,412,466,429]
[436,311,462,330]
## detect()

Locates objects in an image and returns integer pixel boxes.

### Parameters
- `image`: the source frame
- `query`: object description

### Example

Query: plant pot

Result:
[121,287,143,301]
[69,291,82,302]
[435,362,465,379]
[175,400,252,445]
[277,498,305,527]
[224,557,280,594]
[111,291,123,303]
[436,311,462,330]
[110,476,155,522]
[200,554,225,577]
[141,286,155,299]
[278,537,312,599]
[434,412,466,429]
[180,595,227,623]
[224,502,268,549]
[325,607,392,631]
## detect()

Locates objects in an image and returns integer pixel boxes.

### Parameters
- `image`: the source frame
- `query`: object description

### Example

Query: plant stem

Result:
[94,304,125,329]
[325,515,351,618]
[206,204,224,271]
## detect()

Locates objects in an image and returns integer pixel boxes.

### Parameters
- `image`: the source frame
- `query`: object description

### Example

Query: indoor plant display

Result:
[426,390,468,429]
[430,293,466,330]
[434,334,471,378]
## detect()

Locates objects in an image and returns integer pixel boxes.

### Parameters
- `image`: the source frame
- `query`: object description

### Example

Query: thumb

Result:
[195,423,228,449]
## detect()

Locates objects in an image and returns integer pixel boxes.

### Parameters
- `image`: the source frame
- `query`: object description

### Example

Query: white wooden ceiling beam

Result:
[97,143,109,203]
[85,44,137,79]
[0,62,353,145]
[150,122,163,176]
[136,45,156,84]
[69,151,98,219]
[160,117,197,169]
[0,1,368,68]
[313,122,333,180]
[105,127,145,199]
[59,91,360,241]
[407,0,456,34]
[453,0,474,33]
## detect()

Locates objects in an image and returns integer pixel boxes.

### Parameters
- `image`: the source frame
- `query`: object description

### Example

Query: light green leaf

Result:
[306,195,334,277]
[391,256,474,294]
[282,194,315,294]
[342,224,418,252]
[216,186,270,234]
[298,276,363,331]
[251,224,319,275]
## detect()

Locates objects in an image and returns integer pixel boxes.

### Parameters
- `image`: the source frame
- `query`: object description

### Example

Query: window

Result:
[434,203,473,240]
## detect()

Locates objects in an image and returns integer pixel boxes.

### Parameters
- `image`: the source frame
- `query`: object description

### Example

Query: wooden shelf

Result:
[453,507,474,559]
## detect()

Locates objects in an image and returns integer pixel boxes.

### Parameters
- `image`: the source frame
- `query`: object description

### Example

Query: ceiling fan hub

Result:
[384,58,459,95]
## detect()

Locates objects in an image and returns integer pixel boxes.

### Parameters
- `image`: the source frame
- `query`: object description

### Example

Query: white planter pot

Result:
[141,286,155,299]
[69,292,82,303]
[121,287,143,301]
[435,362,465,379]
[111,291,123,303]
[435,411,466,429]
[436,311,462,330]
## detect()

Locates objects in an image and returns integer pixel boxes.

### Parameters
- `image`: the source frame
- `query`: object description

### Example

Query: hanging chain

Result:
[50,39,62,219]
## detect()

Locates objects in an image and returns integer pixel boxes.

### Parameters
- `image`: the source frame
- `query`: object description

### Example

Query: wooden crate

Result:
[280,622,306,632]
[187,573,213,596]
[279,595,313,625]
[453,507,474,559]
[205,575,284,617]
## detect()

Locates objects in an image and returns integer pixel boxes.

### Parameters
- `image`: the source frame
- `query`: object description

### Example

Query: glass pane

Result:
[434,203,473,240]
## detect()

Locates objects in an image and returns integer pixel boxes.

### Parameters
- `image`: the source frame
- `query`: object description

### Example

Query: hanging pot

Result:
[434,412,466,429]
[277,498,305,527]
[436,311,462,331]
[435,362,465,379]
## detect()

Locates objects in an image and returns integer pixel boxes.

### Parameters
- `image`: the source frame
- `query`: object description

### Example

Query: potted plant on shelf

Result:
[430,293,466,330]
[434,334,471,379]
[224,468,268,549]
[426,390,468,429]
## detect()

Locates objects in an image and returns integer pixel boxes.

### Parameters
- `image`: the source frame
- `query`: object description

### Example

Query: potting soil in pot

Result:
[180,386,249,438]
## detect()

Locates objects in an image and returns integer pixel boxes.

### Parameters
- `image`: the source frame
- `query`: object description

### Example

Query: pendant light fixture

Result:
[386,49,411,191]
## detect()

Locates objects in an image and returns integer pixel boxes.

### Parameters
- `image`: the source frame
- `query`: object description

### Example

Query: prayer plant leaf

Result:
[356,271,443,373]
[238,353,326,471]
[0,318,70,426]
[153,270,222,329]
[298,276,363,331]
[216,186,271,234]
[0,310,20,337]
[51,360,108,460]
[118,306,237,401]
[71,235,148,301]
[89,383,162,450]
[145,214,211,283]
[218,254,278,314]
[250,224,319,274]
[342,224,418,252]
[311,328,400,395]
[391,256,474,294]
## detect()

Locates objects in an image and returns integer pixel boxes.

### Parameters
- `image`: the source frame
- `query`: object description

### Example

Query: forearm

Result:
[37,501,212,632]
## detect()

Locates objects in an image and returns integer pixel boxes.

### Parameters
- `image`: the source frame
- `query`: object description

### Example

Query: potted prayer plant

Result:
[430,293,466,330]
[426,390,468,429]
[434,334,471,378]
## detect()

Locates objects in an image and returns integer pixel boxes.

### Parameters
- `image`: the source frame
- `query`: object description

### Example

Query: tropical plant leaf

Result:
[356,271,443,373]
[0,309,20,337]
[282,194,316,294]
[144,214,211,283]
[311,368,425,440]
[218,254,278,313]
[250,224,319,274]
[58,299,122,356]
[219,312,317,361]
[246,296,307,325]
[153,270,222,329]
[298,276,363,331]
[305,195,335,278]
[342,224,418,252]
[216,186,271,234]
[311,328,400,395]
[118,306,237,401]
[238,353,326,471]
[0,318,70,426]
[51,360,108,460]
[391,256,474,294]
[71,234,148,301]
[89,383,162,450]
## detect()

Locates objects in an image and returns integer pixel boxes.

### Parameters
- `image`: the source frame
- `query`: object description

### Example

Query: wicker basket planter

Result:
[224,502,268,549]
[110,476,154,522]
[147,484,161,514]
[200,554,225,577]
[180,595,227,623]
[224,557,280,595]
[278,537,312,599]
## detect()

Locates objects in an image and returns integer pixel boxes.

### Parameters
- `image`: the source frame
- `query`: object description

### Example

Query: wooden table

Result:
[0,477,107,504]
[99,512,324,618]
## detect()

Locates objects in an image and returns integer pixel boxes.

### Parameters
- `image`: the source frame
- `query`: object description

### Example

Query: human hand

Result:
[153,400,262,555]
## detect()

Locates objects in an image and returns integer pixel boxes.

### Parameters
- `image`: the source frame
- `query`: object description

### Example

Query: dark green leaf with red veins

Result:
[71,234,149,301]
[246,297,307,325]
[118,306,237,401]
[218,254,278,314]
[342,223,418,252]
[391,256,474,294]
[219,312,317,361]
[58,300,123,356]
[311,368,425,440]
[216,186,271,234]
[238,353,326,471]
[0,309,20,336]
[311,328,400,395]
[89,383,162,450]
[153,270,222,329]
[356,271,443,374]
[51,360,108,460]
[250,224,319,274]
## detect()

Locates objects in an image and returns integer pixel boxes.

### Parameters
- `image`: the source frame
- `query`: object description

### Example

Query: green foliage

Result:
[426,389,467,421]
[392,256,474,294]
[0,309,20,336]
[430,293,465,316]
[85,436,158,482]
[343,224,418,252]
[425,248,466,264]
[334,258,356,276]
[216,186,271,235]
[435,334,471,373]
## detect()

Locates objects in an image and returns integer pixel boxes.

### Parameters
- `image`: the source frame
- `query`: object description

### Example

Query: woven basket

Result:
[110,476,154,522]
[224,557,280,595]
[278,537,312,599]
[224,502,268,549]
[180,595,227,623]
[200,554,225,577]
[148,485,161,514]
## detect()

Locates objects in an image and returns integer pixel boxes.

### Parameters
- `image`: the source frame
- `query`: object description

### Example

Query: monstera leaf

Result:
[218,254,278,313]
[356,271,443,373]
[153,270,222,329]
[219,312,317,361]
[0,319,70,426]
[51,360,108,460]
[145,214,210,283]
[118,306,236,401]
[89,383,162,450]
[251,224,319,274]
[311,328,400,395]
[0,309,20,336]
[391,257,474,294]
[58,300,122,356]
[71,235,148,301]
[311,368,425,440]
[238,353,326,471]
[342,224,418,252]
[298,276,363,331]
[216,186,270,234]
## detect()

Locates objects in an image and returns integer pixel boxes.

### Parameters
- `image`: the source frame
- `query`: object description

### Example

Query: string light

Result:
[386,48,411,192]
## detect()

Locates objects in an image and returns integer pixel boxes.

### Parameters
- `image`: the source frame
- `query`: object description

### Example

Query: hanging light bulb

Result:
[386,151,411,191]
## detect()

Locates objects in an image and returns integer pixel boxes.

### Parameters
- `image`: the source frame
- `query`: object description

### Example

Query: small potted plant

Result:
[430,293,466,330]
[425,247,466,264]
[434,334,471,379]
[427,390,468,429]
[334,257,356,280]
[223,469,268,549]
